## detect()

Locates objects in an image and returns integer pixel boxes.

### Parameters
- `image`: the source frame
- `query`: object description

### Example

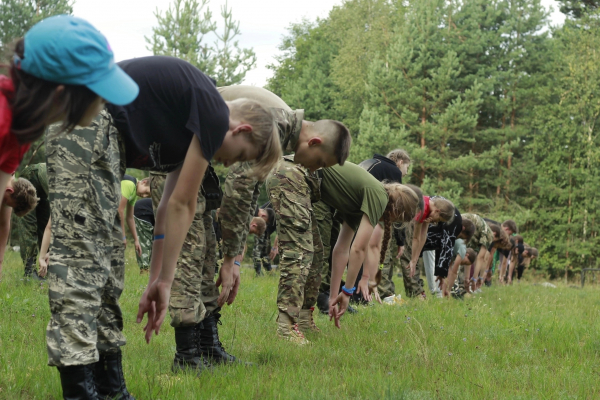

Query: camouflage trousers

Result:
[314,201,335,294]
[134,216,153,272]
[252,231,272,276]
[151,174,219,327]
[19,166,51,269]
[378,238,400,298]
[46,111,126,366]
[398,233,425,298]
[267,160,323,321]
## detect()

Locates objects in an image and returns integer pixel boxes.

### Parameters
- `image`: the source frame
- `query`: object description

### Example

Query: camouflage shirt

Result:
[217,86,303,257]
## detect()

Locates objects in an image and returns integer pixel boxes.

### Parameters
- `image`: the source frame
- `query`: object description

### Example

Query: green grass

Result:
[1,247,599,399]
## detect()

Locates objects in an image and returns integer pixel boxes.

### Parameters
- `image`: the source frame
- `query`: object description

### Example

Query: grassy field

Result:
[1,247,599,400]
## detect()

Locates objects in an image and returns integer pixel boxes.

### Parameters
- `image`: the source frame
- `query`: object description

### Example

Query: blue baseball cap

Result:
[15,15,138,106]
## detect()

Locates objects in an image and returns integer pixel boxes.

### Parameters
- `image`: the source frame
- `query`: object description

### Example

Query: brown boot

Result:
[297,307,320,334]
[276,311,309,345]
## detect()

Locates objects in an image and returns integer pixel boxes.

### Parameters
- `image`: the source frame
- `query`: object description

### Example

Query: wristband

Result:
[123,236,126,240]
[234,261,241,267]
[341,285,355,296]
[153,234,165,241]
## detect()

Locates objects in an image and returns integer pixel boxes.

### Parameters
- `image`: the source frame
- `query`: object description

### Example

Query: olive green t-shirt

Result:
[320,162,388,231]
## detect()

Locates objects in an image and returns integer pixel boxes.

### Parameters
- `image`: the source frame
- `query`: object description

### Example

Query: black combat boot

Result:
[24,257,35,278]
[317,292,329,315]
[172,324,210,374]
[94,349,134,400]
[57,364,98,400]
[199,310,251,365]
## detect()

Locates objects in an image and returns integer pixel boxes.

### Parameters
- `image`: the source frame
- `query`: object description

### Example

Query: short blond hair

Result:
[11,178,38,217]
[430,197,455,223]
[228,98,282,180]
[251,216,267,236]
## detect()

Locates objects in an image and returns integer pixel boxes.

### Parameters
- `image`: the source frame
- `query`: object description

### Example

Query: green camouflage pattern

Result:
[18,163,50,268]
[267,159,322,320]
[150,173,221,324]
[314,201,334,294]
[252,230,272,276]
[398,230,426,298]
[462,213,494,249]
[378,238,400,298]
[200,212,219,314]
[220,162,260,258]
[45,111,127,366]
[134,216,153,271]
[219,105,304,259]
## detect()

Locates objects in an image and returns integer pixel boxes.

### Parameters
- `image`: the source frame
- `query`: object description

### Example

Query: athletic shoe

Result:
[383,295,395,305]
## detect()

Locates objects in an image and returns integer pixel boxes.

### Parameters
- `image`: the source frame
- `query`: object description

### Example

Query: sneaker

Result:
[383,295,395,305]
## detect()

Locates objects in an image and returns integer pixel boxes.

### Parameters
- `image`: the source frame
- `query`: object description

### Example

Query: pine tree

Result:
[146,0,256,86]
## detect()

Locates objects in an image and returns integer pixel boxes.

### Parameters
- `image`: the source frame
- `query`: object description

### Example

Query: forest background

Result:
[3,0,600,281]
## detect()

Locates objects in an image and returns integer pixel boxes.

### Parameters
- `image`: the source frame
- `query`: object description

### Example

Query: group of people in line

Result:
[0,15,538,400]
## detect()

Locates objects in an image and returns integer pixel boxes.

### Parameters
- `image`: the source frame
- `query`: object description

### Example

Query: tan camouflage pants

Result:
[378,238,399,298]
[46,112,126,366]
[150,174,218,327]
[267,160,322,321]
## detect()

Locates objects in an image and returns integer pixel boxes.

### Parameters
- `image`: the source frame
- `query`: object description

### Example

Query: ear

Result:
[232,124,253,136]
[5,187,13,194]
[307,137,323,147]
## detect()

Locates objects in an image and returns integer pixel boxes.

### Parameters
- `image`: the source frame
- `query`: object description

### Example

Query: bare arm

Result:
[38,218,52,277]
[408,222,429,276]
[137,135,207,343]
[118,196,127,244]
[0,171,10,211]
[0,204,12,276]
[126,202,141,257]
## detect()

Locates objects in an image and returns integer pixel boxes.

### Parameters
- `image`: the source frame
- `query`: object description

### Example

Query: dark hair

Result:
[502,219,518,234]
[513,234,524,244]
[461,218,475,243]
[327,120,351,165]
[465,248,477,264]
[7,39,99,144]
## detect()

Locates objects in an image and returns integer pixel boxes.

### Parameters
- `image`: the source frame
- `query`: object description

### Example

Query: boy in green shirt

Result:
[119,176,150,257]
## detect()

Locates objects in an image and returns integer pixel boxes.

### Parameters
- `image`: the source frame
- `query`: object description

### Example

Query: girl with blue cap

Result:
[0,14,139,211]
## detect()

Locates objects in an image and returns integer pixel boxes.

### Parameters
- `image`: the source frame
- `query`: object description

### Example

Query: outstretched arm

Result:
[137,135,207,343]
[126,203,141,257]
[0,171,10,211]
[409,222,429,277]
[38,218,52,277]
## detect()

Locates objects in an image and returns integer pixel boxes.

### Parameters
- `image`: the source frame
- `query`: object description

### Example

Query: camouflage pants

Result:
[378,238,399,298]
[134,216,153,271]
[398,232,425,298]
[19,167,51,269]
[314,201,336,294]
[267,160,323,320]
[252,231,272,276]
[46,111,126,366]
[151,174,218,327]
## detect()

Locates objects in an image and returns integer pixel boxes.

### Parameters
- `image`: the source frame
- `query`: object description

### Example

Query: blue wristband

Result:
[123,236,126,240]
[234,261,241,266]
[341,285,356,296]
[153,234,165,241]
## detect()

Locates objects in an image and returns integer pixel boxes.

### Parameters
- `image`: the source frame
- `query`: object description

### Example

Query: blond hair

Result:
[11,178,38,217]
[430,197,455,223]
[387,149,411,164]
[379,184,420,264]
[313,120,352,165]
[228,98,282,180]
[251,216,267,236]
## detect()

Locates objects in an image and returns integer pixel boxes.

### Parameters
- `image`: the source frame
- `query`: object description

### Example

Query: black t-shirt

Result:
[106,56,230,172]
[359,154,403,184]
[134,198,155,226]
[423,207,463,277]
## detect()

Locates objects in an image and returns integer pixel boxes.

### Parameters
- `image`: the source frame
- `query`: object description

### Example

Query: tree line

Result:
[266,0,600,280]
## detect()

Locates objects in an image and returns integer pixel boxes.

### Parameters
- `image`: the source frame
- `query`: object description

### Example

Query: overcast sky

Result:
[72,0,565,87]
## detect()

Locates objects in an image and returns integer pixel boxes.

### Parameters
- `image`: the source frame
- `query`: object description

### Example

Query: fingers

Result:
[136,302,147,324]
[227,280,240,306]
[217,286,231,308]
